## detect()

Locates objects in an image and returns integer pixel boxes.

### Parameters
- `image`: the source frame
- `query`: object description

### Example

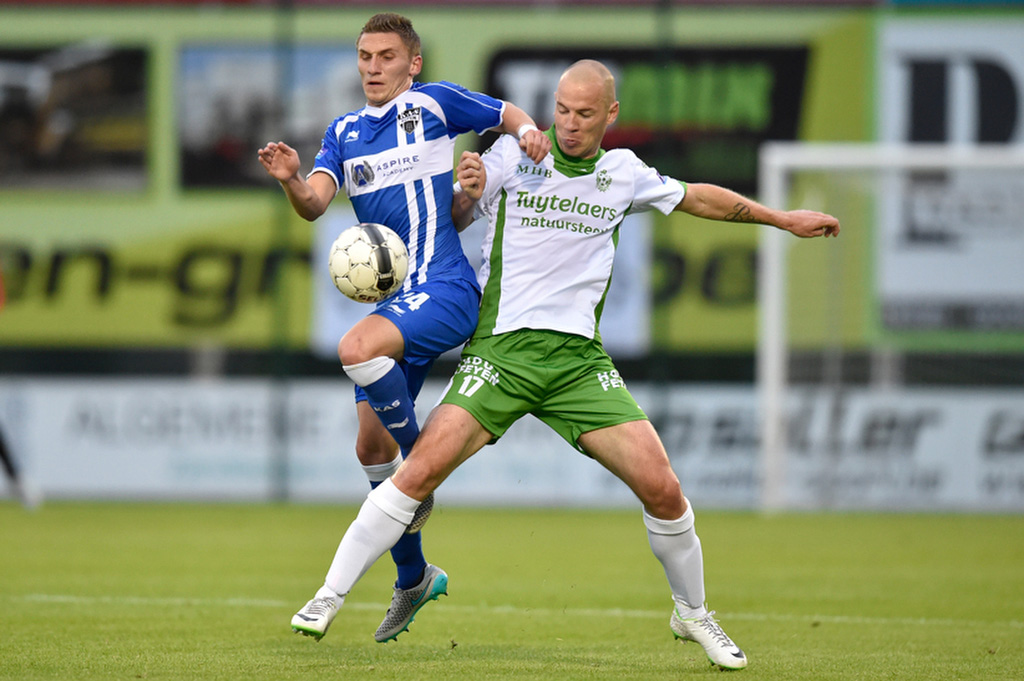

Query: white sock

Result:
[343,356,395,387]
[363,455,402,485]
[644,501,707,618]
[314,584,341,604]
[323,478,420,596]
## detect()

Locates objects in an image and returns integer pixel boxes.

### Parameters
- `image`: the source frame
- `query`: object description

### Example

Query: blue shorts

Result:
[354,276,481,403]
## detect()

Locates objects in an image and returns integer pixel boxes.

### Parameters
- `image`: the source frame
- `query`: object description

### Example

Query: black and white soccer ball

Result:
[328,223,409,303]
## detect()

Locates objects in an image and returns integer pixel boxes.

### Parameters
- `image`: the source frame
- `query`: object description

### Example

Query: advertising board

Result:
[2,378,1022,511]
[876,20,1024,337]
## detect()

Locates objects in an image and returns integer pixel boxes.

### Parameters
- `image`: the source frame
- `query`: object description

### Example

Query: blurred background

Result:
[1,0,1022,512]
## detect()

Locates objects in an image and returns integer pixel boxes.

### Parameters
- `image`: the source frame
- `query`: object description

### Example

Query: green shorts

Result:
[440,329,648,451]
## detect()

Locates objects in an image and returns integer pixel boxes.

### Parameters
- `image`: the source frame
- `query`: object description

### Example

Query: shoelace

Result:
[696,611,734,647]
[304,597,334,617]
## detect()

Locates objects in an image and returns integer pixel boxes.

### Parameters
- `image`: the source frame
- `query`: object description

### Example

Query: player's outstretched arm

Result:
[677,182,840,239]
[257,141,335,221]
[499,102,551,164]
[452,151,485,232]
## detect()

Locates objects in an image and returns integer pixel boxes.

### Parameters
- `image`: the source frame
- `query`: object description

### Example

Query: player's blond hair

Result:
[359,13,421,58]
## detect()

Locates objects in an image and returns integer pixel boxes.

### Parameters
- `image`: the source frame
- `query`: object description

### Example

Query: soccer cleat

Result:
[406,492,434,534]
[671,608,748,670]
[374,563,448,642]
[291,596,340,641]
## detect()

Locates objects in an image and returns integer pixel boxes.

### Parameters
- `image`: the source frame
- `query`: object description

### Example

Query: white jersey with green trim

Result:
[472,131,686,341]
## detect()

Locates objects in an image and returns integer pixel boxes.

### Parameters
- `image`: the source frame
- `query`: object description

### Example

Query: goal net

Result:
[757,143,1024,512]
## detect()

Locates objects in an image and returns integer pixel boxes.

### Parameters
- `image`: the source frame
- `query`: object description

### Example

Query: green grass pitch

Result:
[1,502,1021,680]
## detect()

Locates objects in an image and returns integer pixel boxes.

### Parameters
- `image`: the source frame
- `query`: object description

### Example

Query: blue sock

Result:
[369,479,427,589]
[390,532,427,589]
[362,362,420,452]
[361,362,424,589]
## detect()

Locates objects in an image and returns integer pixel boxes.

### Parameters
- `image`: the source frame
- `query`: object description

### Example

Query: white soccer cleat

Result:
[671,608,748,670]
[291,596,340,641]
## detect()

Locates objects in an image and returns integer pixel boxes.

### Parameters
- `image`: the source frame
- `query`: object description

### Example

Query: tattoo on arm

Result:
[724,202,757,222]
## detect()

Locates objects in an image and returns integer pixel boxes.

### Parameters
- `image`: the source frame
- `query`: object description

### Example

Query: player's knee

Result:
[643,478,686,520]
[393,457,443,500]
[354,444,398,467]
[337,335,370,366]
[338,319,402,366]
[354,432,398,466]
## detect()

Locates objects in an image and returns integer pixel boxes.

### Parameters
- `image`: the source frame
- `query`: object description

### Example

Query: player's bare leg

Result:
[293,408,484,640]
[392,404,493,501]
[579,420,747,670]
[292,320,442,642]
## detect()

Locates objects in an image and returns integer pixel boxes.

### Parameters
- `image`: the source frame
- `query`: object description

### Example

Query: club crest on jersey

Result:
[397,107,421,135]
[596,169,612,192]
[350,162,375,187]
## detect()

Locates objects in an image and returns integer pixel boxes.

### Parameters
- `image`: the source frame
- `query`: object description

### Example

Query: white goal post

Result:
[757,142,1024,512]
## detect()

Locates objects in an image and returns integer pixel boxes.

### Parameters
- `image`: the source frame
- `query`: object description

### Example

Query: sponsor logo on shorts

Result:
[453,356,500,397]
[454,356,500,385]
[596,370,626,391]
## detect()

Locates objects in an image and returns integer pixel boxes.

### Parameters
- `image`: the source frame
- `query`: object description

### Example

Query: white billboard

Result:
[2,378,1023,512]
[876,19,1024,331]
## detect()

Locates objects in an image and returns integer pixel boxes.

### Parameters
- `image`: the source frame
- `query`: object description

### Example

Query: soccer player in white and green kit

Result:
[299,59,840,670]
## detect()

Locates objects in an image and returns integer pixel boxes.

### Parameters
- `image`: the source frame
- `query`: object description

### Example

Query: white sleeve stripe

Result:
[430,82,505,132]
[433,81,503,111]
[307,167,340,194]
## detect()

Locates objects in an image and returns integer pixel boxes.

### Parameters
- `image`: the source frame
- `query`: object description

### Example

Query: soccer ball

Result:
[328,223,409,303]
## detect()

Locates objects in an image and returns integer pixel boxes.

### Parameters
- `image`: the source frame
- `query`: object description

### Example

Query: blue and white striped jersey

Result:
[311,80,505,290]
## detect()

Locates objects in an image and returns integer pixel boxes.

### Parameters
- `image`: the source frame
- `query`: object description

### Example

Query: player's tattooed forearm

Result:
[724,202,756,223]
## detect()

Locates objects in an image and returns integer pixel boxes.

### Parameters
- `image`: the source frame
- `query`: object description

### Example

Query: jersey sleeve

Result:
[309,120,344,192]
[433,81,506,136]
[475,134,516,220]
[627,151,686,216]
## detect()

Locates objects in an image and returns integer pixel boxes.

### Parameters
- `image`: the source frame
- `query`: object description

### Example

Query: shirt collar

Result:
[546,127,605,177]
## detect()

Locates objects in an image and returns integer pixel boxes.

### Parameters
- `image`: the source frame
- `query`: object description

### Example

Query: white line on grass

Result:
[10,594,1023,630]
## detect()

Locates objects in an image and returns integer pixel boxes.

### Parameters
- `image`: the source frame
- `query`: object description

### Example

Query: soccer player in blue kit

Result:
[257,12,550,643]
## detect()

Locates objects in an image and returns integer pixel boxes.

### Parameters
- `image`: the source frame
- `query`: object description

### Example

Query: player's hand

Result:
[782,210,841,238]
[257,141,302,182]
[519,128,551,165]
[456,151,486,200]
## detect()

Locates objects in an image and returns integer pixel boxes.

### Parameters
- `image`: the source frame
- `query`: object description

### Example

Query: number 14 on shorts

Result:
[385,291,430,314]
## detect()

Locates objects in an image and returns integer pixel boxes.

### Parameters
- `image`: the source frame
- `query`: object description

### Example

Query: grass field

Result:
[1,502,1021,680]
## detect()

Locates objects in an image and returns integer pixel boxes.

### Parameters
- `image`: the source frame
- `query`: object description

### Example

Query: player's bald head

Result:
[558,60,617,109]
